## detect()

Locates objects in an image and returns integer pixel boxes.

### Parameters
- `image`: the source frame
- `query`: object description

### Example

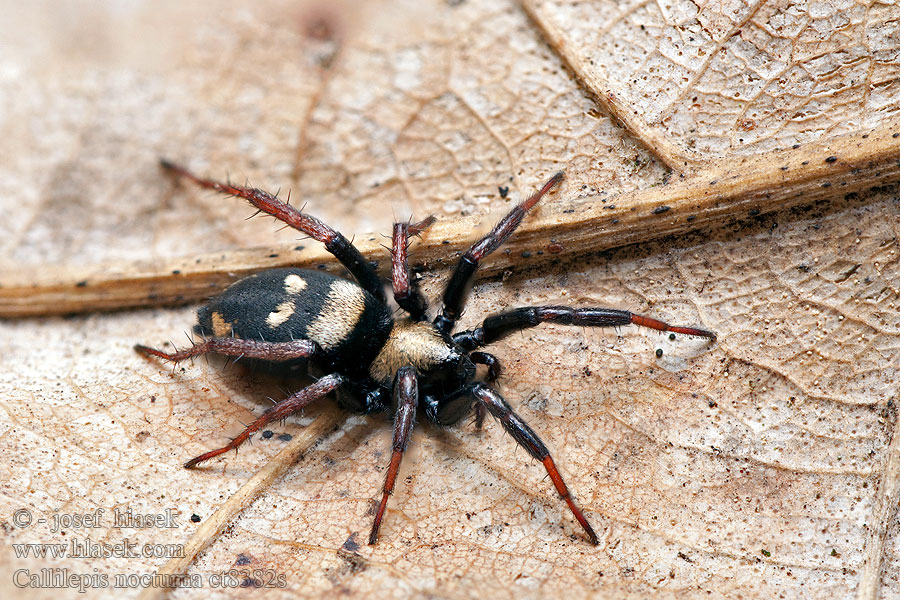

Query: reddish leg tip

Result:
[134,344,170,360]
[183,454,215,469]
[541,456,598,546]
[671,326,717,341]
[183,446,230,469]
[409,215,436,235]
[369,495,389,546]
[630,315,717,342]
[581,521,600,546]
[565,497,599,546]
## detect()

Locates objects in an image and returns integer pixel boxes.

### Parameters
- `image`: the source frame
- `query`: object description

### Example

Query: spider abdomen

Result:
[195,268,393,375]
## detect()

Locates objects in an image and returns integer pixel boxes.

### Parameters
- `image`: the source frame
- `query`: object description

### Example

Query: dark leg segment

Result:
[370,366,418,545]
[470,383,598,545]
[434,172,564,334]
[183,373,345,468]
[470,351,501,382]
[135,338,320,363]
[391,216,435,320]
[160,160,385,303]
[469,351,500,428]
[457,305,717,346]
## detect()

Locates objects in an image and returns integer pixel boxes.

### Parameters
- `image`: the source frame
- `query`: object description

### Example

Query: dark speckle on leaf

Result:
[653,205,671,214]
[342,533,361,552]
[498,185,509,198]
[825,156,837,163]
[336,544,367,575]
[277,433,293,442]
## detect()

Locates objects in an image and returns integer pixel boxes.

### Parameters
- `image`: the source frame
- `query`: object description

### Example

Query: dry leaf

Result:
[524,0,900,161]
[1,1,899,599]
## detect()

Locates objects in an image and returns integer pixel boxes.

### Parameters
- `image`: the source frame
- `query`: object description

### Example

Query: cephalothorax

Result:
[136,161,716,545]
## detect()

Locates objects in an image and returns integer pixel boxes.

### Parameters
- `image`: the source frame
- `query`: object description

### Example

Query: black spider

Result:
[136,161,717,545]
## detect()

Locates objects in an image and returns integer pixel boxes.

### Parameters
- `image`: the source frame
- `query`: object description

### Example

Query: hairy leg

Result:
[161,160,385,302]
[434,172,563,334]
[369,366,418,545]
[135,337,320,363]
[470,382,598,544]
[454,305,716,348]
[391,216,435,320]
[182,374,345,468]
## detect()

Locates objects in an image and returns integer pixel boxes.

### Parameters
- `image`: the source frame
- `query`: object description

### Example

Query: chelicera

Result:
[136,161,716,545]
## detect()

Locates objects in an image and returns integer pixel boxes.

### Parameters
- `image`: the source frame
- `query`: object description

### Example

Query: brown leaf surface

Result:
[524,0,900,163]
[1,1,899,599]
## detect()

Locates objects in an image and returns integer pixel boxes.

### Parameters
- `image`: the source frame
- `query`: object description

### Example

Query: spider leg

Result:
[160,160,385,303]
[135,338,321,363]
[391,216,435,320]
[470,383,598,545]
[453,305,716,348]
[470,351,501,381]
[182,373,345,468]
[433,172,563,335]
[469,351,501,429]
[370,366,418,545]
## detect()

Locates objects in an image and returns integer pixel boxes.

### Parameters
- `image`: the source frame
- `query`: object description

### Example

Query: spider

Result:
[136,161,717,545]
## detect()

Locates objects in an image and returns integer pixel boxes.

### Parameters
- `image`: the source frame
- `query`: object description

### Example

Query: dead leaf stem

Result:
[857,403,900,600]
[136,405,346,600]
[1,123,899,318]
[522,0,692,168]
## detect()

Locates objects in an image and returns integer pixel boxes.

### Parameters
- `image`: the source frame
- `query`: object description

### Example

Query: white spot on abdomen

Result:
[283,274,307,295]
[306,280,366,350]
[266,301,295,328]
